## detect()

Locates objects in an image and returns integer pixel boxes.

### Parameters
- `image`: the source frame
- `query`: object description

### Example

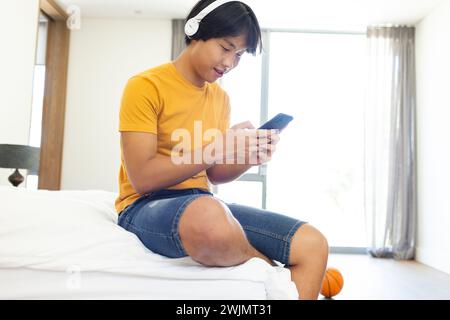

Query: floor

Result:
[322,254,450,300]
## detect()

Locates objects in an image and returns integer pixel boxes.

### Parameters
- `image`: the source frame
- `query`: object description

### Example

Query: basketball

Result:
[320,267,344,298]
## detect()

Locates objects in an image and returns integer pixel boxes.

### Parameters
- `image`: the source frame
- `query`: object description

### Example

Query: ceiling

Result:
[55,0,444,30]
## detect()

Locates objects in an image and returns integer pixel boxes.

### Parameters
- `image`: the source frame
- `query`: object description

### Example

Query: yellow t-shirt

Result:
[115,62,230,213]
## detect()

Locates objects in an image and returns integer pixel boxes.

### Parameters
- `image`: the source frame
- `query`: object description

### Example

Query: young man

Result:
[115,0,328,299]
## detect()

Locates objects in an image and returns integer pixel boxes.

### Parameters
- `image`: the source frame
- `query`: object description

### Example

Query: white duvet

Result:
[0,186,297,299]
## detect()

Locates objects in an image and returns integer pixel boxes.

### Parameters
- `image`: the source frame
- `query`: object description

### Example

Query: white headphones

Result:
[184,0,237,37]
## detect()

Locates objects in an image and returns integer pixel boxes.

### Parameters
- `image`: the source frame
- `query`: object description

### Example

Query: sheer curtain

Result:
[171,19,186,60]
[365,26,417,260]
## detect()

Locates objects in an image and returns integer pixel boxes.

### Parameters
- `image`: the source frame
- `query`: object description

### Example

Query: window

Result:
[216,30,367,249]
[214,51,265,204]
[216,181,263,208]
[266,32,367,248]
[221,52,262,128]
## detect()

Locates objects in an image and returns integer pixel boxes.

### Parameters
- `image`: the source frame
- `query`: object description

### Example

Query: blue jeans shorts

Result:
[118,188,306,266]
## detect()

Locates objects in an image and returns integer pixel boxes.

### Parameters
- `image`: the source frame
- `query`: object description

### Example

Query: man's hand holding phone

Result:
[214,121,280,165]
[254,113,293,164]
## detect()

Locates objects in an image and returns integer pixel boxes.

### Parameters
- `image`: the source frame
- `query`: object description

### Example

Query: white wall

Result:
[61,19,171,192]
[0,0,39,185]
[415,0,450,274]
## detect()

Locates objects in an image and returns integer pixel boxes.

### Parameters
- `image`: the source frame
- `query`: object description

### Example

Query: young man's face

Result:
[190,34,248,83]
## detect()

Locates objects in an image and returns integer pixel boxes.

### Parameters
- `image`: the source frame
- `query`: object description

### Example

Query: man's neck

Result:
[173,50,205,88]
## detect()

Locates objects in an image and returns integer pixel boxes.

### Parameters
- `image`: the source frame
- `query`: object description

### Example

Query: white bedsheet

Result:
[0,186,298,299]
[0,268,268,300]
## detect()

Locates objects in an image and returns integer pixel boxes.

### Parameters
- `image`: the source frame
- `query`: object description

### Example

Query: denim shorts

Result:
[117,188,306,266]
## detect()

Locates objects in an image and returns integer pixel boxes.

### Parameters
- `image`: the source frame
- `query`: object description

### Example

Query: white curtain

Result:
[365,26,417,260]
[171,19,186,60]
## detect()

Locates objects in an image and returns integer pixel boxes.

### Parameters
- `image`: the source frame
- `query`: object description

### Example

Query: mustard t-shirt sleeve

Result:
[119,76,160,134]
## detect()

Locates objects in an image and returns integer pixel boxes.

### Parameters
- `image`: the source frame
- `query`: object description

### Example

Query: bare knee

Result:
[179,196,250,266]
[289,224,329,266]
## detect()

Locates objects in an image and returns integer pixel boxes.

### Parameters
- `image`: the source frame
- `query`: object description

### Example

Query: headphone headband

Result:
[185,0,237,37]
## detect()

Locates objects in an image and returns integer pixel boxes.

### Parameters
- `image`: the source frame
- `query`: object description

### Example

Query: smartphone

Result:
[258,113,293,132]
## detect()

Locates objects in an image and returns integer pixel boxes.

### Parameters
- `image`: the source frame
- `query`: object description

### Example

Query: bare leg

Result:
[179,197,328,299]
[179,197,274,267]
[288,224,329,299]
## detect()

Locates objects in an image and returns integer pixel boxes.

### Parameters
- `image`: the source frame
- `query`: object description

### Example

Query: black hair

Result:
[184,0,262,55]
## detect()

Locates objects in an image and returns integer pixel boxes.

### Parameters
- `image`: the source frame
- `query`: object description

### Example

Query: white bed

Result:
[0,186,298,300]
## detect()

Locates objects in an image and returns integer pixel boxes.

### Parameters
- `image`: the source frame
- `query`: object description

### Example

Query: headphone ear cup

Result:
[185,18,199,37]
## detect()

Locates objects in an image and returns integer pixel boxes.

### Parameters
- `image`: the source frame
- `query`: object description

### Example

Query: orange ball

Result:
[320,267,344,298]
